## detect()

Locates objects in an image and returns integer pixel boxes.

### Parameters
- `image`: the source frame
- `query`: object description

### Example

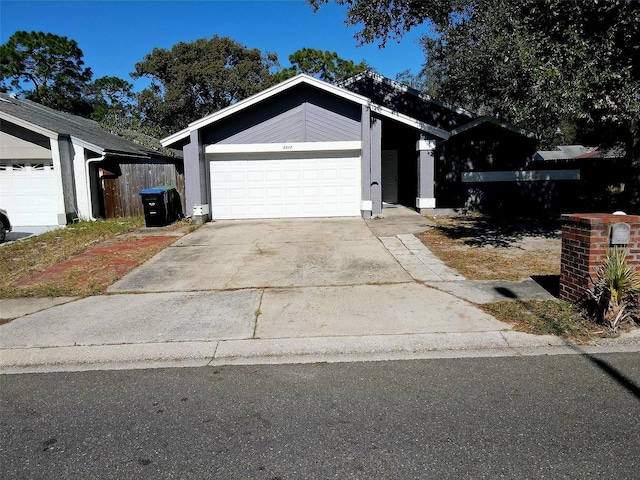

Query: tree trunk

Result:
[627,118,640,213]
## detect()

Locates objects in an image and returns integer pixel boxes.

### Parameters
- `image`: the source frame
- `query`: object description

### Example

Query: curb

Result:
[2,331,639,374]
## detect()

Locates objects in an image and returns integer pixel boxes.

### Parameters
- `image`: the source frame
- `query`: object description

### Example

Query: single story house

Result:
[161,72,546,220]
[0,93,184,230]
[532,144,628,212]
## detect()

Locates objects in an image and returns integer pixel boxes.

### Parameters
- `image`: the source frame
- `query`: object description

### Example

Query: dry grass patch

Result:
[0,217,190,298]
[480,299,637,343]
[418,215,561,281]
[481,300,594,343]
[417,214,638,340]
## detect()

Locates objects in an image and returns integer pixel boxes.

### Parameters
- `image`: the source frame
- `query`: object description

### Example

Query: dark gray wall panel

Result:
[202,84,362,145]
[304,103,360,142]
[219,105,306,144]
[218,103,359,144]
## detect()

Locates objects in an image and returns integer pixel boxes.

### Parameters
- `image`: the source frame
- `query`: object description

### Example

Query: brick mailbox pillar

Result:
[560,213,640,303]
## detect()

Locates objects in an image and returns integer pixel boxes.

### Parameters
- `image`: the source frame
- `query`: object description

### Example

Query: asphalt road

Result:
[1,354,639,479]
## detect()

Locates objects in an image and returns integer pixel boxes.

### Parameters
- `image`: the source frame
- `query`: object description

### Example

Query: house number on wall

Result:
[283,145,293,150]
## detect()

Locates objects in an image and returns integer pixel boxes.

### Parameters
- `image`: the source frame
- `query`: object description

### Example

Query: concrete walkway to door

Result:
[2,208,639,373]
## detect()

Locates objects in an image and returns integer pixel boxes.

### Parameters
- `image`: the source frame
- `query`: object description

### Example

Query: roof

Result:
[339,70,476,119]
[533,145,625,161]
[0,93,171,159]
[162,73,452,147]
[450,116,536,139]
[342,71,536,140]
[161,72,535,148]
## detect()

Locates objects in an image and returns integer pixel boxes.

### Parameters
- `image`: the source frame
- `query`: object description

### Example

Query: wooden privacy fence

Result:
[99,160,185,219]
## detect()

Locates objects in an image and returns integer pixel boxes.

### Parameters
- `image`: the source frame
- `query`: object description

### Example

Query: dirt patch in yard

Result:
[417,215,562,281]
[417,214,640,340]
[3,221,193,298]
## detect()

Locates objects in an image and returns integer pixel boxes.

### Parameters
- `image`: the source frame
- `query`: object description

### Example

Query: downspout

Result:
[85,155,105,221]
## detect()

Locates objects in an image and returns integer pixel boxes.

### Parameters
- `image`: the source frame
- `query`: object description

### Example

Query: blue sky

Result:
[1,0,429,91]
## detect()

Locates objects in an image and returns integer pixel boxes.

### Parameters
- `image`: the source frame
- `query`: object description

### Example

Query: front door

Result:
[381,150,398,204]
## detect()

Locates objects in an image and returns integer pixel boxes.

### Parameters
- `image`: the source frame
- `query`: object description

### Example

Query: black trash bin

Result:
[165,187,183,223]
[139,186,179,227]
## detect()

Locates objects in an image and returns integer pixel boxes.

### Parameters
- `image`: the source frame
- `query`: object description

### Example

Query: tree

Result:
[83,76,173,155]
[310,0,640,209]
[0,31,93,114]
[274,48,368,83]
[132,36,279,134]
[394,68,435,94]
[422,1,639,143]
[308,0,472,46]
[84,76,136,122]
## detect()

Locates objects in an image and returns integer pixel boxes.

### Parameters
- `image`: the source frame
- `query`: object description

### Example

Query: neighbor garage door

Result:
[209,151,361,219]
[0,161,60,227]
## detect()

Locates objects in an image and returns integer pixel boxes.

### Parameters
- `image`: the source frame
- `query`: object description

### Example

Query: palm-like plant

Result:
[589,248,640,331]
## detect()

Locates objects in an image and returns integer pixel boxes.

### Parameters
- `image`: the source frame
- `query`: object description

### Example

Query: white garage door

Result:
[0,161,60,227]
[209,152,361,219]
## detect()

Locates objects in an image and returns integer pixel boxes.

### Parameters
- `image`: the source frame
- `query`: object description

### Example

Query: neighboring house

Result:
[0,93,184,230]
[532,144,628,212]
[161,72,542,220]
[533,144,625,162]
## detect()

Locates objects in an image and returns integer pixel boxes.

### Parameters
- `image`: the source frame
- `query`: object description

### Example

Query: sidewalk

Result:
[1,207,639,374]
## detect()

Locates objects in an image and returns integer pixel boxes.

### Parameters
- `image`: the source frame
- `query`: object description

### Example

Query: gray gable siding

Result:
[202,84,361,145]
[218,102,360,144]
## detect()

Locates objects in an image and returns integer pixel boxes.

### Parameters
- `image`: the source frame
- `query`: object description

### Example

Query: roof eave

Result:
[371,104,451,140]
[450,116,536,139]
[0,111,59,139]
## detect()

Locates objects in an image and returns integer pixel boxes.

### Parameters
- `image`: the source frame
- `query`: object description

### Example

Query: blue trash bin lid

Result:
[140,186,172,195]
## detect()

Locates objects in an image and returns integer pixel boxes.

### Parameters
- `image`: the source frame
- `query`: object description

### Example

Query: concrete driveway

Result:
[2,213,522,372]
[108,218,412,292]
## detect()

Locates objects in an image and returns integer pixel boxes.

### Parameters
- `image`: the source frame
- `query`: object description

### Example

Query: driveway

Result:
[1,213,511,370]
[102,215,505,339]
[108,218,412,292]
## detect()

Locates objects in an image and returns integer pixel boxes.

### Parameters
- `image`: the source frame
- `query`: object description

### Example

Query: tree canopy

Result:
[0,30,93,114]
[132,35,279,134]
[274,48,368,83]
[422,0,639,148]
[84,75,136,121]
[310,0,640,208]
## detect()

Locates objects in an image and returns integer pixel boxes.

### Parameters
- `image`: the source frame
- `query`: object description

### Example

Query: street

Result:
[1,353,639,479]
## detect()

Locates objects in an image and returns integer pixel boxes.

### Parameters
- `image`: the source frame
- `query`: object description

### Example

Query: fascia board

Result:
[69,136,105,155]
[461,169,580,183]
[371,103,451,140]
[0,111,59,139]
[161,74,370,148]
[206,141,361,155]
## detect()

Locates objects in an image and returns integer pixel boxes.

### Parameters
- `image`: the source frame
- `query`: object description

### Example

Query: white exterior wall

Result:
[72,144,91,221]
[48,137,68,225]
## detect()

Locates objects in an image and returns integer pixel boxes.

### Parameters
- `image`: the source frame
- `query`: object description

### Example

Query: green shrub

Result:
[588,247,640,332]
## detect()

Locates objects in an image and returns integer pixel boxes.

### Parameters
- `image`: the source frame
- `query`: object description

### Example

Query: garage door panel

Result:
[0,163,59,227]
[210,153,360,219]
